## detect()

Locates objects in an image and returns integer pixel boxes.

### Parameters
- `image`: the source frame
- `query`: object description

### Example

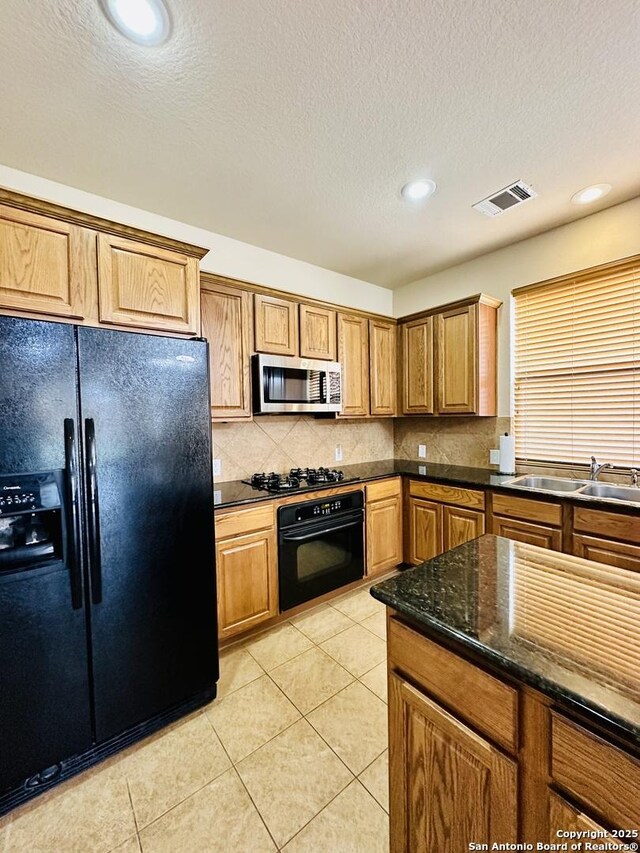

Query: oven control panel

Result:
[279,490,364,527]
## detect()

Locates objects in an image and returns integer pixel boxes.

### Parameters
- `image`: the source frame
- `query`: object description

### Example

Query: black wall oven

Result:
[278,491,364,611]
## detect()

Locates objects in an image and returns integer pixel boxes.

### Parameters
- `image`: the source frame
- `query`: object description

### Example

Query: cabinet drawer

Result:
[551,713,640,829]
[573,507,640,545]
[492,492,562,526]
[388,616,518,752]
[409,480,485,510]
[215,502,275,540]
[366,477,401,502]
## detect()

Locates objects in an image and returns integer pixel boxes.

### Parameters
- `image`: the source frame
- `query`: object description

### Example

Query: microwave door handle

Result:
[282,519,361,542]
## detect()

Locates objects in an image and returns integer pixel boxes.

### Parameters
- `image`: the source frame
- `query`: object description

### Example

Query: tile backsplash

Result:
[393,417,513,468]
[213,416,394,482]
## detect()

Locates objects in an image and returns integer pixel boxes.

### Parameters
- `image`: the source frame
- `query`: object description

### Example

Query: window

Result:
[513,257,640,470]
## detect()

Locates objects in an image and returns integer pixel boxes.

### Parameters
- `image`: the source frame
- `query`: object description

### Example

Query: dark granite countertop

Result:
[371,534,640,746]
[213,458,640,513]
[213,459,515,508]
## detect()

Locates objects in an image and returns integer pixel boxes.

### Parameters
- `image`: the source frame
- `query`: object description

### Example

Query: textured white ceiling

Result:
[0,0,639,288]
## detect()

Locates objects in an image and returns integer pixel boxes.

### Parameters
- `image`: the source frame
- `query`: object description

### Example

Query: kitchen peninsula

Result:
[371,535,640,852]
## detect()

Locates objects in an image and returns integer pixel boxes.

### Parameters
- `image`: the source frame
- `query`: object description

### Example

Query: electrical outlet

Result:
[489,449,500,465]
[418,444,427,459]
[213,458,222,478]
[335,444,343,462]
[214,489,222,505]
[418,465,427,476]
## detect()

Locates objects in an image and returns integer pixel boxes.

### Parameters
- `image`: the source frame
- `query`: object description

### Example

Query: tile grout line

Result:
[201,713,281,852]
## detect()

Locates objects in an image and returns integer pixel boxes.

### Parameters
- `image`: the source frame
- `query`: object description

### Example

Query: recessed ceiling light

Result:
[100,0,171,46]
[401,179,437,202]
[571,183,612,205]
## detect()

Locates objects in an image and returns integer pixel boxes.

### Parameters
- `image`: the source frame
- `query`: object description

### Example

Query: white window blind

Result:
[513,258,640,469]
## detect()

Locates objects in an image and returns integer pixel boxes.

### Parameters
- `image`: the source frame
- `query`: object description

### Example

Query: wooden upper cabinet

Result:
[200,281,252,421]
[337,313,370,417]
[254,293,298,355]
[0,205,87,319]
[401,316,434,415]
[97,234,199,334]
[369,319,397,416]
[436,303,477,414]
[389,672,518,853]
[299,303,337,360]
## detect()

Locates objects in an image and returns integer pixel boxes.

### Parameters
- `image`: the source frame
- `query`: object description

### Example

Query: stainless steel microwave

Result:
[252,354,342,414]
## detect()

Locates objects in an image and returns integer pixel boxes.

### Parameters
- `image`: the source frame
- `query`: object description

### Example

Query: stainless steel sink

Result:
[505,475,588,493]
[576,483,640,503]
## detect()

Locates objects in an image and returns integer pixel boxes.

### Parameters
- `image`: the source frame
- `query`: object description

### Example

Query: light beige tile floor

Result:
[0,582,390,852]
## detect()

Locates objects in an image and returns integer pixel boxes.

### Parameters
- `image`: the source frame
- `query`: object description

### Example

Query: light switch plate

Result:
[418,465,427,476]
[214,489,222,505]
[489,449,500,465]
[418,444,427,459]
[335,444,343,462]
[213,458,222,478]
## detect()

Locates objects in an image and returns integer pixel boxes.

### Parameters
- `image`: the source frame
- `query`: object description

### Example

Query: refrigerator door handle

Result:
[64,418,83,609]
[84,418,103,605]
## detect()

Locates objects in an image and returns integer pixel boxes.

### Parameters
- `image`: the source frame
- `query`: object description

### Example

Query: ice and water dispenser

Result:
[0,473,64,571]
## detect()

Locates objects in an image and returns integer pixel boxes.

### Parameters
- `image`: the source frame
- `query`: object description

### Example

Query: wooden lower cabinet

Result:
[366,479,402,576]
[215,529,277,640]
[548,792,627,849]
[408,498,442,564]
[442,504,484,550]
[492,515,562,551]
[389,671,518,852]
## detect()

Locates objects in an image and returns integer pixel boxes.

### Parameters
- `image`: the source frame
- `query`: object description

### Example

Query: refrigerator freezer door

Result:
[76,328,218,742]
[0,317,92,795]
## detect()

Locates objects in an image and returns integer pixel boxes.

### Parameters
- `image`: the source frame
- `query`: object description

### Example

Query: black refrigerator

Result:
[0,316,218,814]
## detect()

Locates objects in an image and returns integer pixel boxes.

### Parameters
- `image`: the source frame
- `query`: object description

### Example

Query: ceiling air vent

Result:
[472,181,537,217]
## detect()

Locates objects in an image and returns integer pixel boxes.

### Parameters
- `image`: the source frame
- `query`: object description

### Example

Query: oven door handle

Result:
[281,518,362,543]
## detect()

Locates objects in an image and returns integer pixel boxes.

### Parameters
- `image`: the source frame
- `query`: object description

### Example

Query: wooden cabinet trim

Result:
[551,712,640,829]
[409,480,485,510]
[388,616,519,753]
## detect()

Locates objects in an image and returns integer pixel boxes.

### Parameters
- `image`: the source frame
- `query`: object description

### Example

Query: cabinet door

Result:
[408,498,442,565]
[436,304,477,414]
[201,284,252,420]
[389,673,518,853]
[299,303,337,360]
[367,494,403,576]
[573,533,640,572]
[401,316,434,415]
[337,313,370,417]
[97,234,199,333]
[492,516,562,551]
[216,529,277,640]
[443,505,485,551]
[254,293,298,355]
[0,205,87,319]
[548,792,626,849]
[369,319,397,416]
